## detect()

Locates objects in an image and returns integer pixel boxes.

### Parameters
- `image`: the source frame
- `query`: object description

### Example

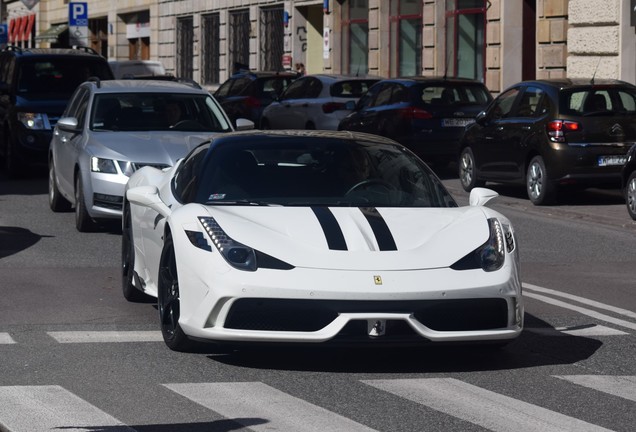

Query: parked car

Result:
[48,78,251,232]
[123,129,523,351]
[260,74,381,130]
[458,79,636,205]
[622,143,636,219]
[213,70,297,127]
[108,60,166,79]
[338,77,492,166]
[0,45,113,176]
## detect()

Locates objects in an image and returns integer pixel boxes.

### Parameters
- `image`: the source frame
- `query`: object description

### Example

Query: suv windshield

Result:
[90,93,232,132]
[560,87,636,116]
[17,58,111,97]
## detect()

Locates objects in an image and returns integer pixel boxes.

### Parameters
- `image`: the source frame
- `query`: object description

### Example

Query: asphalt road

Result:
[0,169,635,432]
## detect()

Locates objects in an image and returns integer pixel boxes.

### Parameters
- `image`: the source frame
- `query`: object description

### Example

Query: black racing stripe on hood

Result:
[311,207,347,251]
[360,207,397,251]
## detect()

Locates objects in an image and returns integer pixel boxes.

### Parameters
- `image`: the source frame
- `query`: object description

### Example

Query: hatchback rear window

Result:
[416,84,491,107]
[560,88,636,116]
[330,80,378,97]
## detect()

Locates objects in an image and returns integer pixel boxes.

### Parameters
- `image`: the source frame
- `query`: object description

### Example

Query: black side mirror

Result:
[475,110,488,125]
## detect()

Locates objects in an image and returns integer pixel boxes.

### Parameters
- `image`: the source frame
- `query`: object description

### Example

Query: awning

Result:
[34,24,68,42]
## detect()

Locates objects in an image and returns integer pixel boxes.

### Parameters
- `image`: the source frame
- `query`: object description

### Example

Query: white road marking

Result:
[0,333,15,344]
[164,382,378,432]
[47,331,163,343]
[363,378,613,432]
[0,385,133,432]
[523,283,636,319]
[554,376,636,403]
[523,292,636,332]
[526,325,628,337]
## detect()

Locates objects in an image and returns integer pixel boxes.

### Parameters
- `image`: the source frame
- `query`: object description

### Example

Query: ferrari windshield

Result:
[176,136,458,208]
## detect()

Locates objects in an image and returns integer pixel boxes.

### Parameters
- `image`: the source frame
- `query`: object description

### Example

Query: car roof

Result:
[380,76,488,85]
[231,70,298,79]
[514,78,636,89]
[305,74,383,81]
[84,79,210,94]
[2,46,104,59]
[206,129,399,149]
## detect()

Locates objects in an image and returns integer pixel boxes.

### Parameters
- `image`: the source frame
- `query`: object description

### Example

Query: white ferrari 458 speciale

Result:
[123,130,523,351]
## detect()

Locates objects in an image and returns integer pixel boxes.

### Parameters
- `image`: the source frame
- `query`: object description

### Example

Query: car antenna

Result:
[591,56,602,85]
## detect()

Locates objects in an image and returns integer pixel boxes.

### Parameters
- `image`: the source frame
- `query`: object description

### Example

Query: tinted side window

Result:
[215,79,234,98]
[173,144,210,203]
[231,77,252,95]
[305,78,323,98]
[515,87,545,118]
[280,78,307,99]
[489,88,520,120]
[371,84,396,107]
[64,87,89,118]
[356,84,381,109]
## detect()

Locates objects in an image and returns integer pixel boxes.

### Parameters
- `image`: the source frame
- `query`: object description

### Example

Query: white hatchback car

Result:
[260,74,381,130]
[48,78,252,232]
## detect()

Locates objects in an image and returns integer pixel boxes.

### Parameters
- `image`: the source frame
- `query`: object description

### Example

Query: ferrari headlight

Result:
[451,218,507,272]
[17,112,48,130]
[90,156,118,174]
[198,216,257,271]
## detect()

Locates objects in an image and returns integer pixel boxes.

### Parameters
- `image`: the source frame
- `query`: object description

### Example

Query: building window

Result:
[341,0,369,75]
[202,14,220,85]
[389,0,422,77]
[229,10,251,73]
[177,16,194,79]
[260,7,284,71]
[445,0,486,81]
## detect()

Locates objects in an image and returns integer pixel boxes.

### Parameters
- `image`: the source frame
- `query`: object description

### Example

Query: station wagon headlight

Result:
[451,218,508,272]
[18,112,48,130]
[90,156,117,174]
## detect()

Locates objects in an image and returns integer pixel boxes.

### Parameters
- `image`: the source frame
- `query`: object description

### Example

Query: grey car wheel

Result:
[526,155,555,205]
[75,174,97,232]
[48,160,71,212]
[626,171,636,220]
[459,147,484,192]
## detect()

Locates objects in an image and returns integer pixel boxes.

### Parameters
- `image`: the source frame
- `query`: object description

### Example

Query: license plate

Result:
[597,155,627,166]
[442,118,474,127]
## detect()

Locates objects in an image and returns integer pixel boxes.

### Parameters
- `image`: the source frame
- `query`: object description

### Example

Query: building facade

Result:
[4,0,636,93]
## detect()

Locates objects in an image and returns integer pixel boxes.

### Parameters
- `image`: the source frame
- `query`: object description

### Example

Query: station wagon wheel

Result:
[74,174,97,232]
[626,171,636,220]
[158,232,193,351]
[459,147,484,191]
[526,155,556,205]
[122,203,151,302]
[48,159,71,212]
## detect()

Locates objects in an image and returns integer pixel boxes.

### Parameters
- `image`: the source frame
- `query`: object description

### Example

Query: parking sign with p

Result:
[69,2,88,46]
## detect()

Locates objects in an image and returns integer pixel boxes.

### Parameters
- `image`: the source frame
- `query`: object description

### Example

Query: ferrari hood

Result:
[192,205,491,271]
[88,131,212,166]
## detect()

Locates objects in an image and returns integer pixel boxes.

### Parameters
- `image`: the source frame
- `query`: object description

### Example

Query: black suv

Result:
[459,79,636,205]
[0,46,113,176]
[213,70,297,127]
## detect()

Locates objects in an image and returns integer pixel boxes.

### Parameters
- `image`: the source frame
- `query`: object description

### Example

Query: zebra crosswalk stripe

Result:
[0,385,133,432]
[362,378,614,432]
[0,333,15,344]
[164,382,378,432]
[47,331,163,343]
[554,375,636,403]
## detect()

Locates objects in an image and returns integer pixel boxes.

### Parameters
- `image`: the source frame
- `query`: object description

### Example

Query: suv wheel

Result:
[459,147,484,191]
[626,171,636,220]
[526,155,556,205]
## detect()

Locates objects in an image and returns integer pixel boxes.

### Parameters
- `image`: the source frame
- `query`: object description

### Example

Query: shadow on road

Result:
[206,313,602,373]
[0,226,52,259]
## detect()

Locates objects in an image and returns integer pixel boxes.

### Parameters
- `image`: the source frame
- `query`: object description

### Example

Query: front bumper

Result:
[176,251,524,345]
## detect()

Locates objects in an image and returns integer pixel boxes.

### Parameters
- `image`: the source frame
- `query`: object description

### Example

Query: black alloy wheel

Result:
[526,155,556,205]
[459,147,485,191]
[158,232,193,351]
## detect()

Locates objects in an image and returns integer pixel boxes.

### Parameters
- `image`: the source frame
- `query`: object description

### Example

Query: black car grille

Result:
[93,193,123,210]
[224,298,509,333]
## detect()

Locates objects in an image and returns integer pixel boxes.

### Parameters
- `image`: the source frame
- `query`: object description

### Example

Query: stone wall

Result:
[537,0,568,79]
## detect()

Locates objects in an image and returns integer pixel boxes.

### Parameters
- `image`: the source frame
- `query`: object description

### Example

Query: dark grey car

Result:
[459,79,636,205]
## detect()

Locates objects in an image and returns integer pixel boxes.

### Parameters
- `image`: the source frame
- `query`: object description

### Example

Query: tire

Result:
[74,174,97,232]
[458,147,485,191]
[158,232,194,352]
[260,118,270,130]
[122,203,152,302]
[526,155,556,205]
[48,159,72,212]
[626,170,636,220]
[305,121,316,130]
